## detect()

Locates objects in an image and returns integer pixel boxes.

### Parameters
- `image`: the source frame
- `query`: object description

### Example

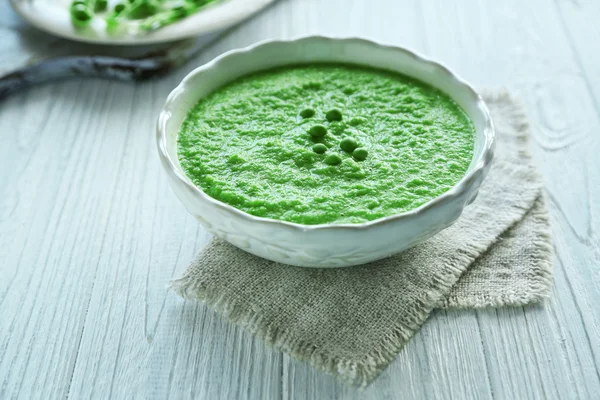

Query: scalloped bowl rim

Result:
[157,36,495,232]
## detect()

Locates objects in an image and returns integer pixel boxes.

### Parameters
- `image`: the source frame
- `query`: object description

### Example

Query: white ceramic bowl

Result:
[157,36,495,268]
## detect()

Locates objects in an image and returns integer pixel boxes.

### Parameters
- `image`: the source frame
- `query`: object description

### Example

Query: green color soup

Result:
[177,65,475,225]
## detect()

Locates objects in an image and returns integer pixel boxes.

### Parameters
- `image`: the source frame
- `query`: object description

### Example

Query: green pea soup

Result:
[177,64,475,225]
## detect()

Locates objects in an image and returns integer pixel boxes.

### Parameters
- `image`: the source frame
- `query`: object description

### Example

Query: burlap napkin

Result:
[172,90,553,387]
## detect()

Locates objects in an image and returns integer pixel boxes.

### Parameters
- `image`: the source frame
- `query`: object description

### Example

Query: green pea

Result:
[172,6,187,17]
[172,2,190,16]
[308,124,327,139]
[340,137,358,152]
[95,0,108,12]
[128,1,159,19]
[71,2,89,11]
[101,0,218,31]
[326,109,343,122]
[324,154,342,166]
[299,108,315,118]
[71,5,92,22]
[312,143,327,154]
[352,147,368,161]
[113,3,126,13]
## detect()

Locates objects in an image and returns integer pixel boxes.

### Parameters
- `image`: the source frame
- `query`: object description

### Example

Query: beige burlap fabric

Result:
[172,91,553,387]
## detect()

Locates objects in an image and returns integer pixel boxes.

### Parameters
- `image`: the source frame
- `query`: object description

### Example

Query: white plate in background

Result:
[9,0,275,45]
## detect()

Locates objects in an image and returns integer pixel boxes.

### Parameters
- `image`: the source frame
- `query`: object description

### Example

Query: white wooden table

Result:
[1,0,599,398]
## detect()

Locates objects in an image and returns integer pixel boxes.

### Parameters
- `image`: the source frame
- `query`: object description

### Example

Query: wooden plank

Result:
[415,1,600,399]
[61,76,283,398]
[548,4,600,395]
[554,0,600,111]
[283,309,497,400]
[0,81,131,399]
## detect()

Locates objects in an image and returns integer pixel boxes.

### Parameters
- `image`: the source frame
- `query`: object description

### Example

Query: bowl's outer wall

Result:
[159,37,494,267]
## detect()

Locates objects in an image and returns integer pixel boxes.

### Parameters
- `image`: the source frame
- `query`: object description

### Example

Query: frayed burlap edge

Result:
[440,88,554,308]
[439,195,553,309]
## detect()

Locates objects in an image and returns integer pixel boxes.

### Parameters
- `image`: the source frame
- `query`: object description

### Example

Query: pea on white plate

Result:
[9,0,275,45]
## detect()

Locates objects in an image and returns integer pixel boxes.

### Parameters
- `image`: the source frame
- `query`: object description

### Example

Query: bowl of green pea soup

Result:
[157,36,495,267]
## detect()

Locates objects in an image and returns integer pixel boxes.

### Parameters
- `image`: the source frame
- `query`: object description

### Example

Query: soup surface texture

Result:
[178,65,475,224]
